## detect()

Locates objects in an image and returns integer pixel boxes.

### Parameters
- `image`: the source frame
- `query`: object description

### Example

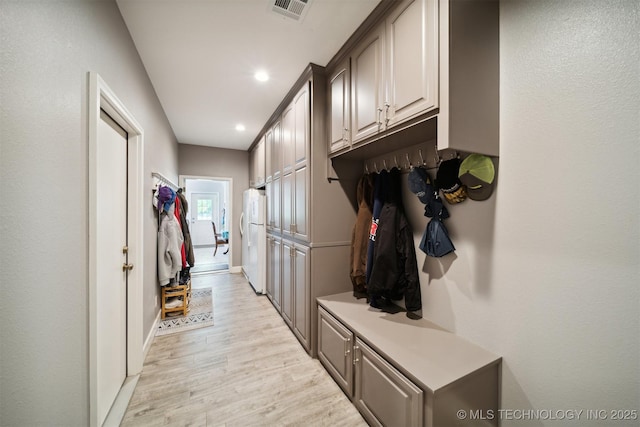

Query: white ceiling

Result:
[116,0,381,151]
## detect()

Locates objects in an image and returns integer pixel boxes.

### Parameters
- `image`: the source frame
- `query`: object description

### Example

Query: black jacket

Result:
[367,171,422,312]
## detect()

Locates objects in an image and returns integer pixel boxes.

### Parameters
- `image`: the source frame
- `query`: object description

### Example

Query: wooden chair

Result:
[211,221,228,256]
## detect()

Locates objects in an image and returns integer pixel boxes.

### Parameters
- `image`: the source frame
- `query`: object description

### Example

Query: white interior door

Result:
[96,110,128,425]
[190,192,219,246]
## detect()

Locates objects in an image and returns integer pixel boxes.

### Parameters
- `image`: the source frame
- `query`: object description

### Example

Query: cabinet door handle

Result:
[377,107,383,128]
[353,344,360,365]
[384,102,390,126]
[344,337,351,356]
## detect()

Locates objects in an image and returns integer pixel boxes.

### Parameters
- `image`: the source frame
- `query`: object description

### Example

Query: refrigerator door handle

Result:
[239,212,244,237]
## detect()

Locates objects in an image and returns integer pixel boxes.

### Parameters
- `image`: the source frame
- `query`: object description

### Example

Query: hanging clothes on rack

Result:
[366,168,422,313]
[174,194,187,268]
[176,189,195,269]
[408,165,456,258]
[156,186,184,286]
[350,173,374,298]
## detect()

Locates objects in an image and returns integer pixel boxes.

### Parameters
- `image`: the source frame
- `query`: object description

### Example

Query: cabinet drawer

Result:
[355,339,423,427]
[318,307,354,396]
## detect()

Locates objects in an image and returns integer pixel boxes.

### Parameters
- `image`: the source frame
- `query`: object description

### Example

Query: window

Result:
[197,199,212,220]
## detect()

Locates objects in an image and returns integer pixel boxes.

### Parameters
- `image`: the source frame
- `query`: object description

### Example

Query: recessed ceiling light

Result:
[235,124,245,132]
[254,70,269,82]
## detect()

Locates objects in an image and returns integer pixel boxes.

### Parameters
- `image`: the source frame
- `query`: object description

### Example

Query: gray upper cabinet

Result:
[437,0,499,156]
[385,0,439,128]
[328,59,351,155]
[250,135,265,188]
[266,121,281,232]
[327,0,499,159]
[281,84,309,241]
[281,103,295,175]
[350,24,385,144]
[350,0,438,146]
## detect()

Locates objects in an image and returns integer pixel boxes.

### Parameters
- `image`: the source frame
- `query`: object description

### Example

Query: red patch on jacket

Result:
[369,219,379,241]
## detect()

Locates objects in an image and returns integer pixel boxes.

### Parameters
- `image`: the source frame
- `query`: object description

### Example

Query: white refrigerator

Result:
[241,188,266,294]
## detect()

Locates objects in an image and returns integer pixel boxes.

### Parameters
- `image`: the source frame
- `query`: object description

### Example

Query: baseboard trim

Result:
[143,309,161,362]
[229,266,242,274]
[102,374,140,427]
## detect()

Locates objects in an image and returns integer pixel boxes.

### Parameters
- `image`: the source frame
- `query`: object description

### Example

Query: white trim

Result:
[102,375,140,427]
[180,174,234,270]
[144,309,162,361]
[229,266,242,274]
[88,72,144,427]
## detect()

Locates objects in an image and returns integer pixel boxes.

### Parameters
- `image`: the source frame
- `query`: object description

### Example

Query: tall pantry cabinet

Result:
[256,64,354,356]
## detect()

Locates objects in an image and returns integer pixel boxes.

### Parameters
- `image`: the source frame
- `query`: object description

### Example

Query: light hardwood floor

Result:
[121,272,367,426]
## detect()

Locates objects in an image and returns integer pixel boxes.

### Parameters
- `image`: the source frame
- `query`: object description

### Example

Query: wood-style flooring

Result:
[121,272,367,426]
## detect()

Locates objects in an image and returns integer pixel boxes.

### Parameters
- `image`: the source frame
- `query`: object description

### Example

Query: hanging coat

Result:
[176,190,195,268]
[367,168,422,312]
[366,170,387,284]
[367,202,422,312]
[158,203,184,286]
[174,195,187,268]
[350,174,374,297]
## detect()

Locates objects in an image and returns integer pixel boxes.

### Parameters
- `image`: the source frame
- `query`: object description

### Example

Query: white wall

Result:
[0,1,179,425]
[403,1,639,425]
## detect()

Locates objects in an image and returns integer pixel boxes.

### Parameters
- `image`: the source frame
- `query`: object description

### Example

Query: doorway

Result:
[181,176,232,274]
[88,73,144,427]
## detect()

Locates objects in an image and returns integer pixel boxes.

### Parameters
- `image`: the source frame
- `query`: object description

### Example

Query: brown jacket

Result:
[350,174,374,297]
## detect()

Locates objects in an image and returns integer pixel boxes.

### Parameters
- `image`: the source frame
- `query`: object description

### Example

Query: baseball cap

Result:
[436,158,467,204]
[419,218,456,257]
[458,154,495,201]
[156,186,175,213]
[407,167,434,204]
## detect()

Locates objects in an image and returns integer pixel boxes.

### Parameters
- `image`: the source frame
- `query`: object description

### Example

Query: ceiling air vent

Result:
[272,0,312,22]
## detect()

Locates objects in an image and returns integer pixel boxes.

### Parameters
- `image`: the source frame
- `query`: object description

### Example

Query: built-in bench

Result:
[317,292,501,427]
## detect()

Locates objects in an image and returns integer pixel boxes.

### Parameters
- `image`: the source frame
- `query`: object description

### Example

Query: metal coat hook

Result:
[405,153,412,169]
[434,144,441,165]
[374,161,379,173]
[365,163,370,174]
[394,155,400,170]
[383,159,388,171]
[418,149,425,166]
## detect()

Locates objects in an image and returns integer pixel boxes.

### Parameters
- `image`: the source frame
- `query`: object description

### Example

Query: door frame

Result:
[180,175,233,268]
[88,72,144,426]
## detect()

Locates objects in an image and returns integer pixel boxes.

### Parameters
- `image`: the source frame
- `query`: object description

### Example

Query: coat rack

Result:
[362,142,458,175]
[151,172,180,192]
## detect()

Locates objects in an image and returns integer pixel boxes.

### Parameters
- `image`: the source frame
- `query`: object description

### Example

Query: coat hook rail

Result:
[152,172,179,191]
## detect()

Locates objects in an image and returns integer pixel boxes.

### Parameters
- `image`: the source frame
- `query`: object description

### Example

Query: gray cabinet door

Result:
[354,339,423,427]
[318,307,354,397]
[385,0,438,128]
[351,24,385,144]
[293,83,309,169]
[328,60,351,154]
[267,236,282,313]
[292,244,310,350]
[281,240,294,326]
[281,171,293,238]
[293,165,308,241]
